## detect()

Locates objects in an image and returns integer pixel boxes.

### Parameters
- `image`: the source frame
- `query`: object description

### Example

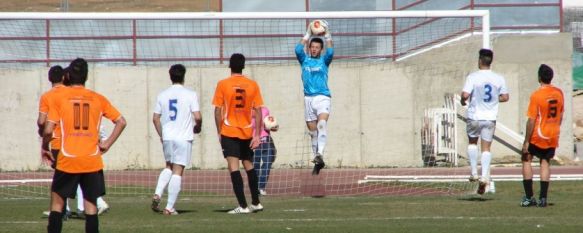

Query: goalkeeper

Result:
[294,20,333,175]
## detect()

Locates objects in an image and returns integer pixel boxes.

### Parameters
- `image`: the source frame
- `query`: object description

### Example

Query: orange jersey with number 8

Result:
[526,85,564,149]
[212,75,264,139]
[39,85,67,150]
[47,86,121,173]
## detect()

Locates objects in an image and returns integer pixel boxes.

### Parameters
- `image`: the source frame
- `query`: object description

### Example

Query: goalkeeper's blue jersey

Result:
[295,43,334,97]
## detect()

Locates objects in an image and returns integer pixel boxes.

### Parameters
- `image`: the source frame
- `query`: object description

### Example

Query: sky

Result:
[563,0,583,7]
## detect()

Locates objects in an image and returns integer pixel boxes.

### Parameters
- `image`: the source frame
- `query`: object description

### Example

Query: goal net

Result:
[0,11,491,199]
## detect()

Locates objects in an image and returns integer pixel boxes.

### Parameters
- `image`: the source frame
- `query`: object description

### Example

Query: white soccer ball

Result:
[310,20,328,36]
[263,115,278,130]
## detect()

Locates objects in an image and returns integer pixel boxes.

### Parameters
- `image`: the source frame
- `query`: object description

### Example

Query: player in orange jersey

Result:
[41,58,126,233]
[213,53,264,214]
[520,64,564,208]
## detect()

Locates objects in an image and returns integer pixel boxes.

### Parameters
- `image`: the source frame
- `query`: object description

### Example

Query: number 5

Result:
[169,99,177,121]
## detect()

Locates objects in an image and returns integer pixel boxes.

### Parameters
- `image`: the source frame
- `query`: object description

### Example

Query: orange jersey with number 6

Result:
[212,75,264,139]
[47,86,121,173]
[526,85,564,149]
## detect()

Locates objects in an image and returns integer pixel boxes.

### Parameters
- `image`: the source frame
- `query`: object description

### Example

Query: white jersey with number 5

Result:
[154,84,200,141]
[462,70,508,121]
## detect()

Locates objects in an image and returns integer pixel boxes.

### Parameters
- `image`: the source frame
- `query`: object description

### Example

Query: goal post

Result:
[0,10,492,198]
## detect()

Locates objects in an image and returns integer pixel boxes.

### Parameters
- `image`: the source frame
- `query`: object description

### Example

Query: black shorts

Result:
[51,169,106,202]
[528,144,556,161]
[221,136,253,161]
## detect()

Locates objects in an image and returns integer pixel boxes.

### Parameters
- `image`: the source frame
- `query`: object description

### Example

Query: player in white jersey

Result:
[460,49,509,195]
[151,64,202,215]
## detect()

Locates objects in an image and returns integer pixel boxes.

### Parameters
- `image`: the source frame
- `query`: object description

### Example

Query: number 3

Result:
[169,99,177,121]
[483,84,492,102]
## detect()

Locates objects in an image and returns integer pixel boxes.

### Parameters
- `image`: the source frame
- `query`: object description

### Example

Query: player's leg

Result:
[262,137,276,193]
[476,121,495,194]
[243,156,263,212]
[152,141,173,212]
[80,170,106,233]
[535,146,554,207]
[222,136,250,214]
[164,140,191,215]
[76,185,84,214]
[520,149,536,207]
[314,95,331,157]
[253,141,264,194]
[466,120,480,181]
[305,96,318,156]
[48,170,79,233]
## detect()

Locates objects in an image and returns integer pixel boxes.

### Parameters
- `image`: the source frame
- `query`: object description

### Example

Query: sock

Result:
[165,175,182,210]
[467,145,478,176]
[316,120,327,155]
[85,214,99,233]
[96,197,106,209]
[230,171,247,208]
[77,186,84,211]
[523,179,534,198]
[47,211,63,233]
[65,199,71,212]
[309,130,318,157]
[154,168,172,198]
[246,169,260,205]
[540,181,550,199]
[480,151,492,181]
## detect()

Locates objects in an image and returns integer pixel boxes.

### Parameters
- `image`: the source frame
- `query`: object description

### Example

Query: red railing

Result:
[0,0,562,66]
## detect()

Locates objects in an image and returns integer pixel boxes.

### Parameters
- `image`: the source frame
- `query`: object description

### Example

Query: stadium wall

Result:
[0,33,573,171]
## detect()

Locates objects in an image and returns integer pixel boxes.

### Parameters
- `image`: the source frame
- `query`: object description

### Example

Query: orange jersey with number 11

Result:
[47,86,121,173]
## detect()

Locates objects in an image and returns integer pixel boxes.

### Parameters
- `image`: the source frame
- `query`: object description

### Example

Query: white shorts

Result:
[162,140,193,168]
[304,95,331,122]
[466,120,496,142]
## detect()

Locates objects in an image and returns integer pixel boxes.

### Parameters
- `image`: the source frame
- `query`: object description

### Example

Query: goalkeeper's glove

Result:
[303,22,313,41]
[321,20,332,41]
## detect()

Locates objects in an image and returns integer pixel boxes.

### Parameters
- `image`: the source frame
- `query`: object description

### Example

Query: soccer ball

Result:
[263,115,278,130]
[310,20,328,36]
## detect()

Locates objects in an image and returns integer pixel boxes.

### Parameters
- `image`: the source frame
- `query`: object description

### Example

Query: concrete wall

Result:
[0,33,573,171]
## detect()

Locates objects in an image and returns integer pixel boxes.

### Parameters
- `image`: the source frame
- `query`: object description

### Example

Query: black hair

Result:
[66,58,88,85]
[169,64,186,83]
[229,53,245,73]
[48,65,64,84]
[309,37,324,48]
[479,48,493,66]
[538,64,553,84]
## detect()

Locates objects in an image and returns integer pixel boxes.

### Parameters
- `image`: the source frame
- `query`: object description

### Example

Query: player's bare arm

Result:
[250,106,262,149]
[460,91,471,106]
[153,113,163,142]
[214,107,222,141]
[499,93,509,102]
[41,121,56,163]
[193,111,202,134]
[99,116,127,154]
[37,112,47,137]
[521,117,535,160]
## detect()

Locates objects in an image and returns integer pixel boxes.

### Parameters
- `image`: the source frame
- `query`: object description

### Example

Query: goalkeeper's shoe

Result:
[151,195,161,213]
[312,155,325,175]
[477,180,487,195]
[97,202,110,215]
[537,198,548,208]
[520,196,537,207]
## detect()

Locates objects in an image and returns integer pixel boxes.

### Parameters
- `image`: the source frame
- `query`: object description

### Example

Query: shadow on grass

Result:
[457,196,493,202]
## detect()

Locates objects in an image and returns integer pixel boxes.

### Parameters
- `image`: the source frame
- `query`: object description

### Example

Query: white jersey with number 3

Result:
[154,84,200,141]
[462,70,508,121]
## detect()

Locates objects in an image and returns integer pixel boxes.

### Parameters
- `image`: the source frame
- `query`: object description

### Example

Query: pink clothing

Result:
[252,107,271,138]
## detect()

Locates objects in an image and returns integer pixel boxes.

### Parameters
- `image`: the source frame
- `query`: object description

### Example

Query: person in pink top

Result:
[253,107,278,195]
